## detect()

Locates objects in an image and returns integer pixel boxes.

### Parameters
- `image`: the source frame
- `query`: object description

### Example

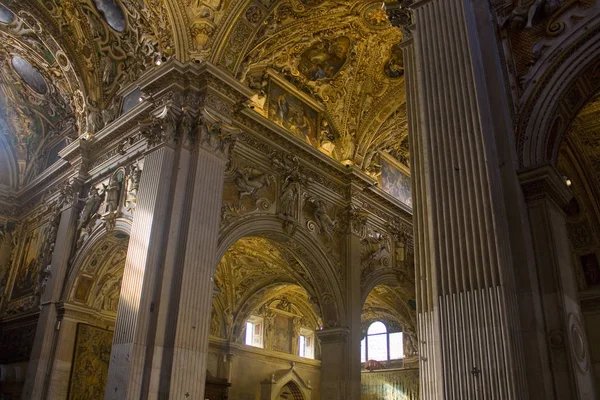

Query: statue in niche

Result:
[210,309,220,337]
[311,198,336,237]
[224,308,234,338]
[125,164,142,210]
[104,177,121,213]
[77,186,104,231]
[234,167,271,199]
[280,179,299,218]
[404,329,418,356]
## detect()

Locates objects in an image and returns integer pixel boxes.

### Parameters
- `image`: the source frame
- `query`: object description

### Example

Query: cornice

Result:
[519,164,573,208]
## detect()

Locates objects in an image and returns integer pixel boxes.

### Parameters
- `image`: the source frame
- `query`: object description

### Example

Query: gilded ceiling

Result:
[212,236,321,341]
[0,0,409,192]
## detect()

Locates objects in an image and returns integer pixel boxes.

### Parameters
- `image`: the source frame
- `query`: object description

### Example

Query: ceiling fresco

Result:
[0,0,174,190]
[0,0,410,192]
[212,236,322,341]
[184,0,410,174]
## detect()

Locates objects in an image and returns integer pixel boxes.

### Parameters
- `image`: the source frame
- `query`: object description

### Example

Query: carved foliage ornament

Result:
[141,105,238,158]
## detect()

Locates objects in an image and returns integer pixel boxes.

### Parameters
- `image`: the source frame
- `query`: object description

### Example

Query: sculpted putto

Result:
[234,167,271,198]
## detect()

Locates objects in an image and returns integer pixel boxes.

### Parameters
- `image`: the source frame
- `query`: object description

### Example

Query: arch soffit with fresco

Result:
[62,218,131,304]
[217,215,346,327]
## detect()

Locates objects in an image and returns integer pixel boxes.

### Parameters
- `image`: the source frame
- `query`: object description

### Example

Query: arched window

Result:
[360,321,404,362]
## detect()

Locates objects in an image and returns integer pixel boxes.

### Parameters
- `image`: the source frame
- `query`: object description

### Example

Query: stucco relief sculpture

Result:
[234,167,272,199]
[125,163,141,210]
[76,186,105,248]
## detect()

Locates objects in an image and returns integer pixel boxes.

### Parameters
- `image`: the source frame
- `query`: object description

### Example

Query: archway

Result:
[208,235,323,399]
[360,284,418,400]
[48,229,130,399]
[555,87,600,390]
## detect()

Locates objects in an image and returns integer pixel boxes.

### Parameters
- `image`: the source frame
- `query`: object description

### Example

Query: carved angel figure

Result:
[104,178,121,213]
[312,198,336,234]
[125,166,141,210]
[234,167,271,198]
[77,186,104,231]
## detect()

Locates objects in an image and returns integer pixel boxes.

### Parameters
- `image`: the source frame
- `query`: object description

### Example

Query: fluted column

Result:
[402,0,533,398]
[22,186,80,400]
[166,138,230,399]
[520,166,598,399]
[105,113,179,399]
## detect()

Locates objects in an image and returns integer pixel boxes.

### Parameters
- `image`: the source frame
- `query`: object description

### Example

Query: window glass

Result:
[389,332,404,360]
[245,321,253,346]
[298,335,306,357]
[368,333,388,361]
[361,337,366,362]
[245,316,264,348]
[367,321,387,335]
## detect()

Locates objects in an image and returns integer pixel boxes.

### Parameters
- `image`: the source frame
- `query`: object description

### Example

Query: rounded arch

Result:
[361,270,400,306]
[61,218,131,301]
[518,18,600,168]
[218,214,346,327]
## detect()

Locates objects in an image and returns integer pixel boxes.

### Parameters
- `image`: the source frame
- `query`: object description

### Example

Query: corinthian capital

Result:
[140,104,182,149]
[198,110,238,159]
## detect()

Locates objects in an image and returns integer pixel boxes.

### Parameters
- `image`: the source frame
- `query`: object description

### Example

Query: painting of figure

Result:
[384,43,404,79]
[581,253,600,287]
[298,36,350,81]
[268,81,318,146]
[272,315,292,354]
[10,231,41,300]
[381,158,412,208]
[68,324,113,400]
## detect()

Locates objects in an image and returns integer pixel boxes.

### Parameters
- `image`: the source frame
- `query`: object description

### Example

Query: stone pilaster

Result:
[315,327,350,400]
[520,165,598,399]
[166,122,233,399]
[22,185,80,400]
[403,0,532,398]
[345,204,364,400]
[105,111,179,399]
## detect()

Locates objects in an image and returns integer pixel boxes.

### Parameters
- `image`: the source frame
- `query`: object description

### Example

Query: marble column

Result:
[21,188,80,400]
[316,327,351,400]
[105,110,179,400]
[520,166,598,399]
[400,0,535,398]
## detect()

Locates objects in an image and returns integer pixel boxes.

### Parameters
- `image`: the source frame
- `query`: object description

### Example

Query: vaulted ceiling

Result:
[212,236,321,340]
[0,0,409,191]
